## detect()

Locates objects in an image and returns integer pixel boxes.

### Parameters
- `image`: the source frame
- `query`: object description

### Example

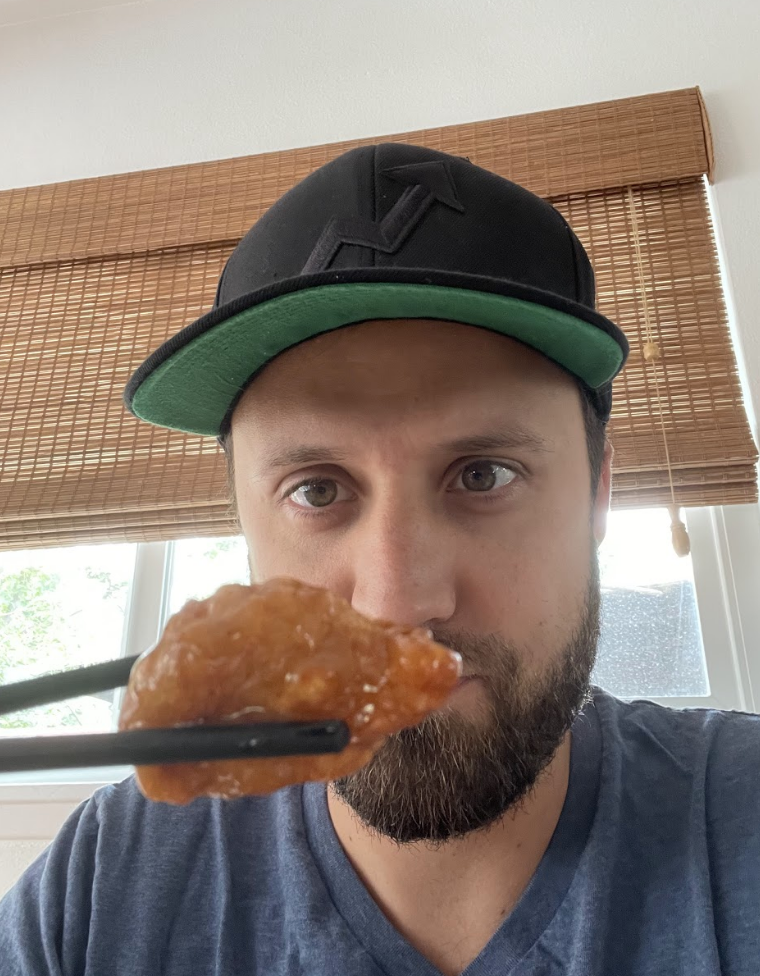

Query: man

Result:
[1,144,758,975]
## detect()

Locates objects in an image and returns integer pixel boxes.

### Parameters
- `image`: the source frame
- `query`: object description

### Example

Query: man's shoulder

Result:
[590,687,760,805]
[79,775,309,875]
[91,774,306,832]
[1,776,308,914]
[0,776,316,974]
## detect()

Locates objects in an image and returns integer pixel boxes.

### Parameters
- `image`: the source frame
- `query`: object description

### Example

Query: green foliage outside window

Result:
[0,560,131,732]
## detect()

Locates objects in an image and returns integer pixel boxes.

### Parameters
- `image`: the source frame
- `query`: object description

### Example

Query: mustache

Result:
[428,629,520,680]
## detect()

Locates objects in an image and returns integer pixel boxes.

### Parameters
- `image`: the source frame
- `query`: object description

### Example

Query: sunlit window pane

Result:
[594,508,709,698]
[166,536,250,621]
[0,543,137,735]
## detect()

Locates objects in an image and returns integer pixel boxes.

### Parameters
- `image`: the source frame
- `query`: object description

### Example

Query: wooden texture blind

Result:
[0,87,756,551]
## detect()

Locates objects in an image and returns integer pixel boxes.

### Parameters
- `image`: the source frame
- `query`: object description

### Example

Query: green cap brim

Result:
[128,282,625,436]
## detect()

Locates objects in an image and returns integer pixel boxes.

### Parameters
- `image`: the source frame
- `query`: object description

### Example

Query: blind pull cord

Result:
[626,186,690,557]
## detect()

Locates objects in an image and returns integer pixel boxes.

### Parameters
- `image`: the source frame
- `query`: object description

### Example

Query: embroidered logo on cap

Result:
[302,160,464,274]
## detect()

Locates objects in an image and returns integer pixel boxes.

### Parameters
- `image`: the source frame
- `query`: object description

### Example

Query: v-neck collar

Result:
[301,696,602,976]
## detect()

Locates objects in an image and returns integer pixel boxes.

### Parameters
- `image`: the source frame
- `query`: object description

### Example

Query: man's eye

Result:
[455,461,516,493]
[288,479,344,509]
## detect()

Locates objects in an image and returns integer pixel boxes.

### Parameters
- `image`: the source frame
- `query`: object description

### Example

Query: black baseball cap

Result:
[124,143,629,438]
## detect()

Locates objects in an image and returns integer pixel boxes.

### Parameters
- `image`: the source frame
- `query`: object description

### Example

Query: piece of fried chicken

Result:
[119,578,461,804]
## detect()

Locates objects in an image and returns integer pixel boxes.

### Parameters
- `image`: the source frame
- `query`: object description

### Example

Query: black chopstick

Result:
[0,720,351,772]
[0,655,139,717]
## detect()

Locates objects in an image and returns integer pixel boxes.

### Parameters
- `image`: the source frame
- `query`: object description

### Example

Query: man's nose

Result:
[348,502,457,629]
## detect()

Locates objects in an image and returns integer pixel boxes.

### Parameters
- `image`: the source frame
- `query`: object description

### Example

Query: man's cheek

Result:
[245,528,332,586]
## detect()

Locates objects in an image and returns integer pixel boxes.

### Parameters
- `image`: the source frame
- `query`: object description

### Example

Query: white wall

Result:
[1,0,759,894]
[0,841,48,897]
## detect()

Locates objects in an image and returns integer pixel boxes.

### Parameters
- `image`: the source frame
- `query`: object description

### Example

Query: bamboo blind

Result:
[0,87,756,551]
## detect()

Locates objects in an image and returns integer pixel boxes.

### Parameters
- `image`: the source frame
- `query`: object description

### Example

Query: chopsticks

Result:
[0,655,350,772]
[0,721,350,773]
[0,654,139,718]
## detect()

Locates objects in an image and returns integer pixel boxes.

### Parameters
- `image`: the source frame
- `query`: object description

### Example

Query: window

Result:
[0,543,137,736]
[0,505,758,788]
[164,536,250,625]
[594,508,709,700]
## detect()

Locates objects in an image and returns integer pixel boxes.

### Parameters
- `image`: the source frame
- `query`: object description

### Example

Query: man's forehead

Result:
[235,318,579,419]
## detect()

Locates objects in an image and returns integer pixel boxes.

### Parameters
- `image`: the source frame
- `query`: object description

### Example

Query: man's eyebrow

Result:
[259,428,551,471]
[260,446,351,471]
[441,427,553,455]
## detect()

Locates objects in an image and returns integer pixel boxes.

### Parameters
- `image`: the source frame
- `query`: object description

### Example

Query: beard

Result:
[331,552,601,844]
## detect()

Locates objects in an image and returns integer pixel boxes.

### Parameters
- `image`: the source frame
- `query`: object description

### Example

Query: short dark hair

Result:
[220,383,607,510]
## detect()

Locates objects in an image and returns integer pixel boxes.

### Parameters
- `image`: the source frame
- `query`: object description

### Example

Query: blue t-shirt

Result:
[1,689,759,975]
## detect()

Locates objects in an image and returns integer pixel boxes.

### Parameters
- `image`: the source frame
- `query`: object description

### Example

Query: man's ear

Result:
[593,439,614,547]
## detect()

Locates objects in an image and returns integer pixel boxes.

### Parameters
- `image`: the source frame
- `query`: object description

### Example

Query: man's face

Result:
[231,319,611,841]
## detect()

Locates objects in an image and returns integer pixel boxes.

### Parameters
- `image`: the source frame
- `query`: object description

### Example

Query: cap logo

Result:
[301,160,465,274]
